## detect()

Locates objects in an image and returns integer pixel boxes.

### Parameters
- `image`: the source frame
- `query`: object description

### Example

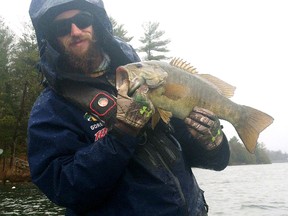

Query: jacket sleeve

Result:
[27,90,139,212]
[170,118,230,171]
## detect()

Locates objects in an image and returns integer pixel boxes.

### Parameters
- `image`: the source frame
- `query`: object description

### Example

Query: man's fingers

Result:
[192,106,216,119]
[188,112,215,128]
[184,117,209,135]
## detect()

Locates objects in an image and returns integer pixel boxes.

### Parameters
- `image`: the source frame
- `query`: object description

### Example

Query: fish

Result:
[116,58,274,153]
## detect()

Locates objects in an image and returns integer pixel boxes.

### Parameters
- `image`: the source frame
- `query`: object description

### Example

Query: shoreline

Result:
[0,163,31,184]
[0,169,31,184]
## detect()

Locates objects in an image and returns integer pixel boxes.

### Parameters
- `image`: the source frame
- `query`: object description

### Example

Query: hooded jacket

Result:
[28,1,230,215]
[30,0,140,90]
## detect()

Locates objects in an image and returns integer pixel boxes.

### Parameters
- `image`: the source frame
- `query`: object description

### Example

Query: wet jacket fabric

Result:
[28,0,230,215]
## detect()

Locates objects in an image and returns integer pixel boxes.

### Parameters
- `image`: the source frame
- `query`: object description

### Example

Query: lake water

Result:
[0,163,287,215]
[194,163,288,216]
[0,182,65,215]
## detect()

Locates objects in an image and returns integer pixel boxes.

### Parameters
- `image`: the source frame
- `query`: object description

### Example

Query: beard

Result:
[60,34,102,75]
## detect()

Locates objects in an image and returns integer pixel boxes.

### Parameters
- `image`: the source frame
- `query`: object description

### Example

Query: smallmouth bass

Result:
[116,58,274,153]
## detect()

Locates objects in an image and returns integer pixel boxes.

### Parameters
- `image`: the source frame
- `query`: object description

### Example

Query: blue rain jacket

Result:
[28,0,230,215]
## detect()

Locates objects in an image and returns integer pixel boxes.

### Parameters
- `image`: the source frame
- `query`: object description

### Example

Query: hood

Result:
[29,0,140,91]
[29,0,112,50]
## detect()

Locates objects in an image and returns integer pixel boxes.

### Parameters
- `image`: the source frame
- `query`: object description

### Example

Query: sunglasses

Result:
[51,11,93,37]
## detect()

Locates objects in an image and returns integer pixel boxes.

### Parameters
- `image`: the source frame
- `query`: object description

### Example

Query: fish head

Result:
[116,61,168,96]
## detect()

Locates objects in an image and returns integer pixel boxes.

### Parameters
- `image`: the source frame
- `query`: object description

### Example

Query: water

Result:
[193,163,288,216]
[0,183,65,215]
[0,163,287,215]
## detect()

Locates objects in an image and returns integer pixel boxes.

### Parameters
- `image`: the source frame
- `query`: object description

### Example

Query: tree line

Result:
[228,136,271,165]
[0,16,285,171]
[0,17,42,169]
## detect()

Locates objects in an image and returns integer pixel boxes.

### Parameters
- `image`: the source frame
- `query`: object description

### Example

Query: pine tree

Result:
[0,17,16,168]
[0,21,42,165]
[109,16,133,43]
[9,23,42,162]
[138,21,170,60]
[0,17,15,91]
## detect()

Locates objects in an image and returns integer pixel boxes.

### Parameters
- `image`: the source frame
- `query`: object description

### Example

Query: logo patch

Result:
[95,128,108,141]
[84,112,98,122]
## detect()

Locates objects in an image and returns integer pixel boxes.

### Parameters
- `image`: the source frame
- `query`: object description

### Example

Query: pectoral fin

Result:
[151,112,161,129]
[151,108,172,129]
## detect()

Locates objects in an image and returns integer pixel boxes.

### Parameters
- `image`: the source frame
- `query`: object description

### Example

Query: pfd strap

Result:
[59,81,117,127]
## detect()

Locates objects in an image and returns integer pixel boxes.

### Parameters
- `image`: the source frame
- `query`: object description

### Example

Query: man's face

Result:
[54,9,94,57]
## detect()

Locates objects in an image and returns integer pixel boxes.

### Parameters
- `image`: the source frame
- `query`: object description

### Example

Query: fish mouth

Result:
[116,66,144,96]
[116,66,129,89]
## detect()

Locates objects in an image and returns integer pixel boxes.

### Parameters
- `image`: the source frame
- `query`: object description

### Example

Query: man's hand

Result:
[184,106,223,150]
[115,80,154,135]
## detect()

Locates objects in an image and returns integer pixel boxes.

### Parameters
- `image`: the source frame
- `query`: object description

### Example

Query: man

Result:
[28,0,230,215]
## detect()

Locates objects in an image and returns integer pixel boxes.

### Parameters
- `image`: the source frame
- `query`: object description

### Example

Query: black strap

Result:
[58,80,117,127]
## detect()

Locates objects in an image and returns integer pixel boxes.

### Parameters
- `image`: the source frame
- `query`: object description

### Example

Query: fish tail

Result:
[235,105,274,153]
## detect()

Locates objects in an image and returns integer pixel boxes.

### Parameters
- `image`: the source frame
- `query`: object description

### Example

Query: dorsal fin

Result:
[170,58,198,74]
[197,74,236,98]
[170,57,236,98]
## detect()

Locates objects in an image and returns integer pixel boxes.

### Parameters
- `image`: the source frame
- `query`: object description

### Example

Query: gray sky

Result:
[1,0,287,153]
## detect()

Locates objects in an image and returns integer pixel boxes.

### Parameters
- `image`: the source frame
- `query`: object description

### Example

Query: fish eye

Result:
[135,63,143,68]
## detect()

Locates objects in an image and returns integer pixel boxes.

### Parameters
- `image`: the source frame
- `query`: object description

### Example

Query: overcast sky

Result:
[1,0,287,153]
